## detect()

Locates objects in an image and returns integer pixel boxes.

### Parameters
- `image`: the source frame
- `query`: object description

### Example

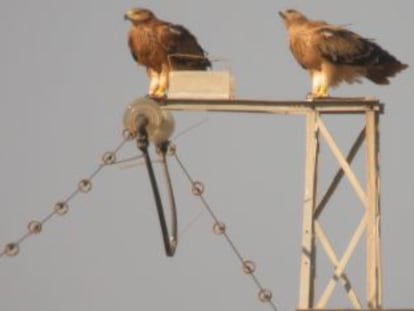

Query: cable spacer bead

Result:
[167,142,176,156]
[28,221,42,234]
[122,128,136,140]
[54,201,69,216]
[242,260,256,274]
[258,288,273,303]
[4,243,19,257]
[191,181,204,196]
[213,221,226,235]
[78,179,92,193]
[102,151,116,165]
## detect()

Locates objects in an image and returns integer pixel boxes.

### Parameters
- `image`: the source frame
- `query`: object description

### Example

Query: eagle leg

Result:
[147,68,160,97]
[319,68,330,97]
[310,70,330,99]
[311,70,322,95]
[153,64,170,98]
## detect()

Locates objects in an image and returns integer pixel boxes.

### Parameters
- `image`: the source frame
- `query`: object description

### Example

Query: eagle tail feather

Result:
[170,54,211,70]
[366,62,408,85]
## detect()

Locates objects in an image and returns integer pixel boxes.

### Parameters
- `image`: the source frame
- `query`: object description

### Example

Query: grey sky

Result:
[0,1,413,310]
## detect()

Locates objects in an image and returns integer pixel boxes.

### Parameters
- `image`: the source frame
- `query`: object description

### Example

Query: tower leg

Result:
[366,109,382,308]
[298,110,319,309]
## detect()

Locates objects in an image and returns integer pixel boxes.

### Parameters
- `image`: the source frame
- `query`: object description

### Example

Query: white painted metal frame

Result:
[298,109,381,310]
[160,97,383,310]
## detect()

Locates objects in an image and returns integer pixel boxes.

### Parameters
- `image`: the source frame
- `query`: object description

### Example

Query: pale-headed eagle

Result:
[279,9,408,99]
[124,8,211,98]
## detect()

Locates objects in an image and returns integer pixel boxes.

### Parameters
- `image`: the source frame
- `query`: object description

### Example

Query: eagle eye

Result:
[286,9,298,14]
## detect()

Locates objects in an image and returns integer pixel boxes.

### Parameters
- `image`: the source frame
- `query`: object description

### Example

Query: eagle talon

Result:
[314,94,329,99]
[307,92,329,101]
[306,92,316,101]
[149,93,167,100]
[152,89,168,99]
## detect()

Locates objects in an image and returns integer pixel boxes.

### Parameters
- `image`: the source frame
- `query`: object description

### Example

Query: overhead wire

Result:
[174,152,278,311]
[0,129,134,258]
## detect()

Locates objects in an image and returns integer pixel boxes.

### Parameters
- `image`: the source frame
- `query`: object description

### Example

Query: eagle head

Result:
[278,9,308,28]
[124,8,155,24]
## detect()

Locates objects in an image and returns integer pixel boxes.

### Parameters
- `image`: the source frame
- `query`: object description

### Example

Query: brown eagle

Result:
[124,8,211,98]
[279,9,408,99]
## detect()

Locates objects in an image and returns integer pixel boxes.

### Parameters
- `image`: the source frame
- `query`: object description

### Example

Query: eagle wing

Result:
[127,35,138,63]
[313,26,408,83]
[156,23,211,70]
[315,26,377,66]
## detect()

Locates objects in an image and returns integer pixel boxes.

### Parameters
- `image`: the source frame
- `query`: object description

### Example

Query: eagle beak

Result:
[278,11,286,19]
[124,10,134,21]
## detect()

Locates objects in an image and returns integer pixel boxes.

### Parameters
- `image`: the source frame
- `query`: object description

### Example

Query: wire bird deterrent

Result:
[0,103,278,310]
[0,128,134,259]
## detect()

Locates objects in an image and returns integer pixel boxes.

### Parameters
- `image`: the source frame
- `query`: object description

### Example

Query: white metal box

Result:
[168,71,234,100]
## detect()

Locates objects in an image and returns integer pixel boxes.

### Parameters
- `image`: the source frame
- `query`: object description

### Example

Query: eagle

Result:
[279,9,408,99]
[124,8,211,98]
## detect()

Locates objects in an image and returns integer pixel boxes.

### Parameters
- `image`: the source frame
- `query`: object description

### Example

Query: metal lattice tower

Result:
[161,97,383,310]
[297,101,382,310]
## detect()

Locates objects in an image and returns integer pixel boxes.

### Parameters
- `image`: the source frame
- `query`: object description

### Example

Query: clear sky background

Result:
[0,1,413,310]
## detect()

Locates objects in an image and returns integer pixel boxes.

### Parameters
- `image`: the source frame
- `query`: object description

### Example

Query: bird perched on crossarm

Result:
[279,9,408,99]
[124,8,211,99]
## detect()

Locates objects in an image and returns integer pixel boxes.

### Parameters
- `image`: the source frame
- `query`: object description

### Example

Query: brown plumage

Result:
[279,9,408,98]
[124,8,211,98]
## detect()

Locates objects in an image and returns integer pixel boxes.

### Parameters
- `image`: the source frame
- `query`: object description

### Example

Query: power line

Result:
[0,129,135,258]
[174,151,278,311]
